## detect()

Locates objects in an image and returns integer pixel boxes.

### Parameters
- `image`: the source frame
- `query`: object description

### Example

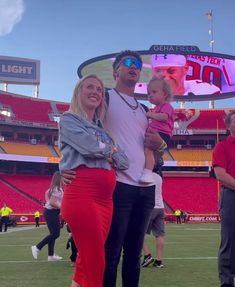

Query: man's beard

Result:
[124,78,137,88]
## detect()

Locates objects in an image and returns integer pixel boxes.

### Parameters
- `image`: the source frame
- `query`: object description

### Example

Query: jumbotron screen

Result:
[77,45,235,102]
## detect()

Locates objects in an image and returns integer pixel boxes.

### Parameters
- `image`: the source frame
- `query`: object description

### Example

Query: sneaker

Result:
[48,254,63,261]
[31,245,40,259]
[139,169,155,184]
[142,254,154,267]
[153,259,164,268]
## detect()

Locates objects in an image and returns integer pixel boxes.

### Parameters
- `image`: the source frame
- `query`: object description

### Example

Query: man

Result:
[0,203,13,232]
[34,210,40,227]
[142,172,165,268]
[135,54,221,96]
[62,50,164,287]
[175,209,182,224]
[212,111,235,287]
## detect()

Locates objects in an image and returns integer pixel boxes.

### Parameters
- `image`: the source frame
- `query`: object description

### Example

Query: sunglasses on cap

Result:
[116,58,142,70]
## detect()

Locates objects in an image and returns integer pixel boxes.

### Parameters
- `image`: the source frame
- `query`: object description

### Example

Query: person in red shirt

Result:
[212,111,235,287]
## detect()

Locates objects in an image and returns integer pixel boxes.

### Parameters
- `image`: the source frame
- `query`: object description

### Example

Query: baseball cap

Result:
[152,54,187,67]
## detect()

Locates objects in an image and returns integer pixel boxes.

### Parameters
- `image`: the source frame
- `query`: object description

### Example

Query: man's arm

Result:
[144,128,165,150]
[214,166,235,190]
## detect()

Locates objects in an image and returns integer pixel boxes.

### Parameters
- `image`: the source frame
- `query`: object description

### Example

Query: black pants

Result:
[70,237,78,263]
[176,216,181,224]
[36,208,60,256]
[103,182,155,287]
[35,217,40,227]
[0,216,9,232]
[218,187,235,287]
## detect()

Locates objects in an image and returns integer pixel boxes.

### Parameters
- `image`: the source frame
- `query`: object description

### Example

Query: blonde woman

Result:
[59,75,128,287]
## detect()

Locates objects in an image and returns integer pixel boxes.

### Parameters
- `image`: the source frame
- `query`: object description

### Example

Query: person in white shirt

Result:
[31,171,63,262]
[141,172,165,268]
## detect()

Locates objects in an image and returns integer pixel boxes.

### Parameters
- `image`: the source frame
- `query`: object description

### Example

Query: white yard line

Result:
[0,257,217,264]
[0,225,46,234]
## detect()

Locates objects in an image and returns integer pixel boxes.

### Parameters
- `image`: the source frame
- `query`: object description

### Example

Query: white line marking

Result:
[0,257,217,264]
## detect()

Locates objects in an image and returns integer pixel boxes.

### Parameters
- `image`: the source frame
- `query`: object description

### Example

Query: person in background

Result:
[0,203,13,232]
[174,209,182,224]
[61,50,165,287]
[66,224,78,267]
[34,210,40,227]
[59,74,129,287]
[139,76,174,184]
[31,171,63,261]
[142,170,165,268]
[212,111,235,287]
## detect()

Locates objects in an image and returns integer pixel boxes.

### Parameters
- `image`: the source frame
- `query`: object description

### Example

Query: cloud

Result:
[0,0,25,36]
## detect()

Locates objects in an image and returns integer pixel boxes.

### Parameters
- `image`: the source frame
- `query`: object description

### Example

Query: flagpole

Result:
[216,117,220,209]
[207,10,215,109]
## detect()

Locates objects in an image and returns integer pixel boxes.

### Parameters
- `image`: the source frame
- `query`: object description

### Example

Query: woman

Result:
[59,75,129,287]
[31,171,63,261]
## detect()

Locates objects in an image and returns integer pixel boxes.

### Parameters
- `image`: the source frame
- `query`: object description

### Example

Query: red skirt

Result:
[61,166,116,287]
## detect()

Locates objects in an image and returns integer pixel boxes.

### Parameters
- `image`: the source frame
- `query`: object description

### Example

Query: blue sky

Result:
[0,0,235,109]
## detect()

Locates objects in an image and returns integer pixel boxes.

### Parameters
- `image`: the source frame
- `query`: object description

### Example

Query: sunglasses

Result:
[116,58,142,70]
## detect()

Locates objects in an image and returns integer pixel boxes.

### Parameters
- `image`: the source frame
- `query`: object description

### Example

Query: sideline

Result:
[0,225,46,234]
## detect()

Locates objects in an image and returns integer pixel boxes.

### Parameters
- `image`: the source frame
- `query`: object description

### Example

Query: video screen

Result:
[78,48,235,102]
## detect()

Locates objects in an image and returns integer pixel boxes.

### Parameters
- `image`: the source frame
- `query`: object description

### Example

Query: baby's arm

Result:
[146,111,168,122]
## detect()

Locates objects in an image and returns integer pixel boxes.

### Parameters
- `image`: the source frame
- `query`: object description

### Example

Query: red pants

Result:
[61,166,116,287]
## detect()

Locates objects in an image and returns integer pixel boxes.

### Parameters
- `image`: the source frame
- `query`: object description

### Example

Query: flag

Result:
[206,10,213,20]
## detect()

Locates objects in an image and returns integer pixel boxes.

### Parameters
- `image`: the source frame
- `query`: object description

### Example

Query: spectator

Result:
[142,171,165,268]
[31,171,63,261]
[212,111,235,287]
[0,203,13,232]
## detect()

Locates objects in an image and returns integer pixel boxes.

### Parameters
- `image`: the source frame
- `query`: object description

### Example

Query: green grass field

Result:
[0,223,220,287]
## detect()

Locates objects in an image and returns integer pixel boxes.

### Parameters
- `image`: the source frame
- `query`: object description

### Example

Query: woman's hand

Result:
[60,170,76,186]
[107,146,118,164]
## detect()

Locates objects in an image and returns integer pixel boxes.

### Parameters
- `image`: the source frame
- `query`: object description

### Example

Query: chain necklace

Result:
[114,88,139,111]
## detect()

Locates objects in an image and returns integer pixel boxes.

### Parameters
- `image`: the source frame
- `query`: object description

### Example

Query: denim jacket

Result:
[59,112,129,171]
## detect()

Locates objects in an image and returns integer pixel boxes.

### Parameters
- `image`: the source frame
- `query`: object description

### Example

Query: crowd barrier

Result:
[165,213,220,223]
[11,213,220,225]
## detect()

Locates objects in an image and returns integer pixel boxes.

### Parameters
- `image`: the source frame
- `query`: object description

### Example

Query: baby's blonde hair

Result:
[147,76,173,102]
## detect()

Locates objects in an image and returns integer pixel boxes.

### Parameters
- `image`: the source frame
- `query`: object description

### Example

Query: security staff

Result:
[0,203,13,232]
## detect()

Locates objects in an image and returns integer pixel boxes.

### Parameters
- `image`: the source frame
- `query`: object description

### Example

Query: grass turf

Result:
[0,223,220,287]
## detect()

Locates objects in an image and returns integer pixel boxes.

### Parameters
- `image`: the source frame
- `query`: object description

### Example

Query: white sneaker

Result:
[31,245,40,259]
[139,169,155,184]
[48,254,63,261]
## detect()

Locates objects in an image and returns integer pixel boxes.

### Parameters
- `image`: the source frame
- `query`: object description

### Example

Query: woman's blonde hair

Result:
[69,74,107,122]
[147,76,173,102]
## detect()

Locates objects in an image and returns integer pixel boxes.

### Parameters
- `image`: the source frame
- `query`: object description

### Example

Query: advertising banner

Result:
[0,56,40,84]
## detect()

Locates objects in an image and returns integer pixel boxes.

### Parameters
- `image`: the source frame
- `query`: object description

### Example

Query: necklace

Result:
[114,89,139,110]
